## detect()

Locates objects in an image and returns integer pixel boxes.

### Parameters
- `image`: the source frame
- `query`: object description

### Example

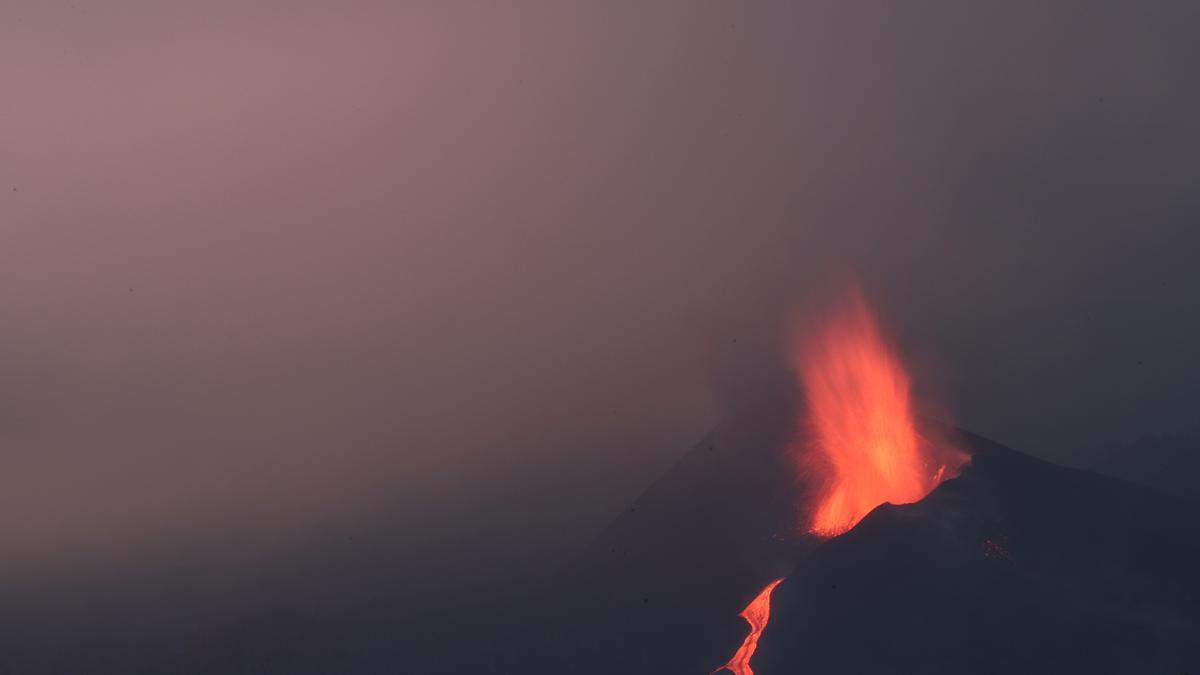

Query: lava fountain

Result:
[795,289,964,537]
[713,290,962,675]
[711,578,785,675]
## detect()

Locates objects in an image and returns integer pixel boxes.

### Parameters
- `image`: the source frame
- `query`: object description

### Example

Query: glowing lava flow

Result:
[796,290,963,537]
[711,578,785,675]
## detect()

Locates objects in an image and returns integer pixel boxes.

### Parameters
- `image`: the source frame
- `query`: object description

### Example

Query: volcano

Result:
[534,294,1200,674]
[542,425,1200,674]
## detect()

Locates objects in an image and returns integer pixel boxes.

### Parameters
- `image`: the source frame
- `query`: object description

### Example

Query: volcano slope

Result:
[549,427,1200,674]
[543,422,818,675]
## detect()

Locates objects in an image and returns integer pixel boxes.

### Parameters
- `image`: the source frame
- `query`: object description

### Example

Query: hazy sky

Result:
[1,0,1198,617]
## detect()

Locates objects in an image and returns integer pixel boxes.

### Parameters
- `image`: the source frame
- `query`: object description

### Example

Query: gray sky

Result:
[1,1,1198,601]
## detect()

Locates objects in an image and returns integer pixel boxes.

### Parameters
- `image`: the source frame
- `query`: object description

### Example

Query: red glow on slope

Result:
[795,291,963,537]
[711,578,785,675]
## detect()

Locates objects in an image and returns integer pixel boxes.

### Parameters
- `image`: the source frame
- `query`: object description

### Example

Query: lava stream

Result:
[711,578,785,675]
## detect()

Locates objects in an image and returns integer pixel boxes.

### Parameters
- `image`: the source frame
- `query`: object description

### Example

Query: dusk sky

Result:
[1,2,1198,661]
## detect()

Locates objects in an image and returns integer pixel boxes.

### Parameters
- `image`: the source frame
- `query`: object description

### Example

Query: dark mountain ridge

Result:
[546,426,1200,674]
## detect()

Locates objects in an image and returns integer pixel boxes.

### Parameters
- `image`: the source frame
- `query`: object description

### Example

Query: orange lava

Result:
[795,290,962,537]
[711,578,785,675]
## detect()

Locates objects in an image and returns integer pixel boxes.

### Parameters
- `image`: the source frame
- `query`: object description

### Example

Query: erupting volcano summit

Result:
[713,291,966,674]
[792,290,966,537]
[542,290,1200,675]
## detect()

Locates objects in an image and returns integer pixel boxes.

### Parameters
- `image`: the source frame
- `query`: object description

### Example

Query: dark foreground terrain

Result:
[2,427,1197,674]
[542,427,1200,674]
